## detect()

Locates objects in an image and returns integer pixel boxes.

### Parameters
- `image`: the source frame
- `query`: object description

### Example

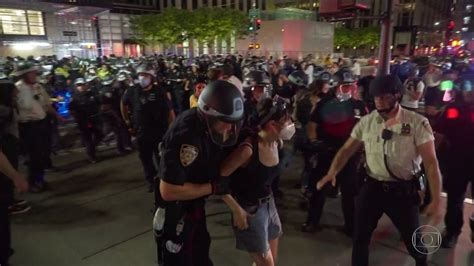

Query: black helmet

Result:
[288,70,308,87]
[369,74,404,97]
[197,80,244,146]
[101,75,115,86]
[243,70,273,99]
[313,70,332,82]
[136,63,156,77]
[333,69,354,84]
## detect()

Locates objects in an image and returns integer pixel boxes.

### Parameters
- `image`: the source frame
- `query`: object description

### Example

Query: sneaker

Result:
[8,204,31,215]
[13,198,28,206]
[441,230,459,248]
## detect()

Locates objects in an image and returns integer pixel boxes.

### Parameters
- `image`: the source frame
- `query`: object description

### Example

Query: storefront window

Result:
[0,8,45,36]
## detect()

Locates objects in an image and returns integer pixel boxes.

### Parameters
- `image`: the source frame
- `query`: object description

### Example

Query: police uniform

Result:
[350,107,434,266]
[156,108,222,266]
[123,83,172,187]
[306,95,366,234]
[69,90,102,161]
[436,98,474,240]
[16,79,51,188]
[99,84,130,154]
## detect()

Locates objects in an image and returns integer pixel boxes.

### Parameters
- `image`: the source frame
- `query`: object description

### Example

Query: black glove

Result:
[211,176,230,195]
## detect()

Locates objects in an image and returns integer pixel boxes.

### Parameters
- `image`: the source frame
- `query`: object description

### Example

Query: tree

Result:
[130,7,249,53]
[333,26,380,50]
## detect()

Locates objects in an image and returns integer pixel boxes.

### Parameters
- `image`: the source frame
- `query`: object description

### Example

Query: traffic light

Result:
[255,43,261,49]
[248,43,254,49]
[248,22,254,31]
[256,19,261,30]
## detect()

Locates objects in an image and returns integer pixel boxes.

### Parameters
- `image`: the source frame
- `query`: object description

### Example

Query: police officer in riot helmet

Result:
[318,74,442,266]
[121,63,176,192]
[242,70,272,128]
[436,74,474,248]
[277,70,308,99]
[303,69,367,234]
[155,80,244,265]
[69,78,102,163]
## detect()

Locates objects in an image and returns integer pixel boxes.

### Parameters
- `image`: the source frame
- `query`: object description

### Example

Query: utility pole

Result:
[377,0,395,75]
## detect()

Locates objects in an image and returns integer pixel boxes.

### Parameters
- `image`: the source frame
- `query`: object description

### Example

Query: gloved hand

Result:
[211,176,230,195]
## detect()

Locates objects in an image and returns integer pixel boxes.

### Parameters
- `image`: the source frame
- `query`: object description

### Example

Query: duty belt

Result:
[365,176,417,195]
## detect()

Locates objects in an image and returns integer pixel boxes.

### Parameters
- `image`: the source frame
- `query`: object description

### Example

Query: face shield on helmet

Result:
[197,81,244,147]
[336,83,355,102]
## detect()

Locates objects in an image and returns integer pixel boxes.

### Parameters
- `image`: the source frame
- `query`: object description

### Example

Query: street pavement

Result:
[9,145,474,266]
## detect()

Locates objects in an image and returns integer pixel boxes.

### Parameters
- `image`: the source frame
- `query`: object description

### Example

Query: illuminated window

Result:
[27,10,44,35]
[0,8,44,36]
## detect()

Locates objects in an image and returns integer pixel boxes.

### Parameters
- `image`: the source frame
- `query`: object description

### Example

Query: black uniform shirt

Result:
[123,84,173,137]
[310,96,367,147]
[69,91,100,128]
[158,109,223,200]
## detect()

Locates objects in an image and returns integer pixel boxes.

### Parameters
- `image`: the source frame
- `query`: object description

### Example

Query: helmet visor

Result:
[205,115,243,147]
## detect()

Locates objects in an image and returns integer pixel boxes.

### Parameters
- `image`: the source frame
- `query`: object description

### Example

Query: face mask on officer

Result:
[138,75,152,88]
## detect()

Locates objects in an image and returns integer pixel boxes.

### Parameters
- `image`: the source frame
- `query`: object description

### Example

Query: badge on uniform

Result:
[401,123,411,136]
[180,144,199,167]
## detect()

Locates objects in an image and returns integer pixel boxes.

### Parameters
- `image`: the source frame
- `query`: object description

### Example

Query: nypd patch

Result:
[180,144,199,167]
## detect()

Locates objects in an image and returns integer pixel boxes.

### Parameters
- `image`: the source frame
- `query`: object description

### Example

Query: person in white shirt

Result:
[423,63,444,116]
[14,62,61,193]
[401,67,425,111]
[351,59,361,80]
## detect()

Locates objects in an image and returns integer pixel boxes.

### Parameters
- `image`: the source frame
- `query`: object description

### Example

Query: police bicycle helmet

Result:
[197,80,244,146]
[243,70,273,98]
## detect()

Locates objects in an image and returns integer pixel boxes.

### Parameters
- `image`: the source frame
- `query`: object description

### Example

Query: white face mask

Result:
[279,122,296,140]
[138,76,151,88]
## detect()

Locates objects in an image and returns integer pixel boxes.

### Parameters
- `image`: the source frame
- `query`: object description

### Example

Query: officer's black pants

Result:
[352,180,427,266]
[307,153,358,233]
[162,205,212,266]
[102,111,129,153]
[137,134,161,185]
[79,125,102,161]
[444,159,474,235]
[19,119,48,185]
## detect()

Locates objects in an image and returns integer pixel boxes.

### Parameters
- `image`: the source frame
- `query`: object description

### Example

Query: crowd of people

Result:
[0,52,473,266]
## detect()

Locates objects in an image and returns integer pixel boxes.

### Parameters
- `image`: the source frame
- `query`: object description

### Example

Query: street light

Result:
[434,21,440,26]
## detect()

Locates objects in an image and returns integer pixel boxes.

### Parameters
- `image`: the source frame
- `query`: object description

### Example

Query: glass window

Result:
[28,10,44,35]
[0,9,28,35]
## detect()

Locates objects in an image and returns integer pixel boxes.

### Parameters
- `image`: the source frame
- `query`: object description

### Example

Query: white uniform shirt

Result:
[16,80,50,122]
[352,62,361,76]
[401,79,425,109]
[350,107,434,181]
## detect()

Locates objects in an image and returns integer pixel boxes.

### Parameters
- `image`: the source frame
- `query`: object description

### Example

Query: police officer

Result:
[318,74,442,266]
[242,70,272,128]
[436,74,474,247]
[302,70,367,234]
[155,80,244,266]
[121,63,175,192]
[69,78,102,163]
[98,76,130,155]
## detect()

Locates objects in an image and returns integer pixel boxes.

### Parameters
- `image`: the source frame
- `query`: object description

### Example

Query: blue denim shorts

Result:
[233,198,282,253]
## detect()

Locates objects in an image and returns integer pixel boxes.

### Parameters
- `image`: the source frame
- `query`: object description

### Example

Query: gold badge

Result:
[401,123,411,136]
[180,144,199,167]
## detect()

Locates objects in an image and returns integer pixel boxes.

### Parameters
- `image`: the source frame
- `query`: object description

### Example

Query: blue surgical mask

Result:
[138,76,151,88]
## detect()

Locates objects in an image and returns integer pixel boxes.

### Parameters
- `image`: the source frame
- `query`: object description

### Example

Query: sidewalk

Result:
[9,147,474,266]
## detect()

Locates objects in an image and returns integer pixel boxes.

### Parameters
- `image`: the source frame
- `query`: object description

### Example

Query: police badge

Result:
[180,144,199,167]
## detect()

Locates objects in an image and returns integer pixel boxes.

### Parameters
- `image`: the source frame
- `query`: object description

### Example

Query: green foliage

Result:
[130,7,249,47]
[334,26,380,49]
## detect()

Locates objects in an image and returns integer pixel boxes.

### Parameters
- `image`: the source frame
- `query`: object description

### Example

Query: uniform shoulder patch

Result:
[180,144,199,167]
[421,119,433,135]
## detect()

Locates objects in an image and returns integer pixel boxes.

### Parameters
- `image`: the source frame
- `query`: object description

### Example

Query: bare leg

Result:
[249,250,274,266]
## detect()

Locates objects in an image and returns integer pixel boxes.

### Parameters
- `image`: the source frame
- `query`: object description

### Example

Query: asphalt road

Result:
[9,144,474,266]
